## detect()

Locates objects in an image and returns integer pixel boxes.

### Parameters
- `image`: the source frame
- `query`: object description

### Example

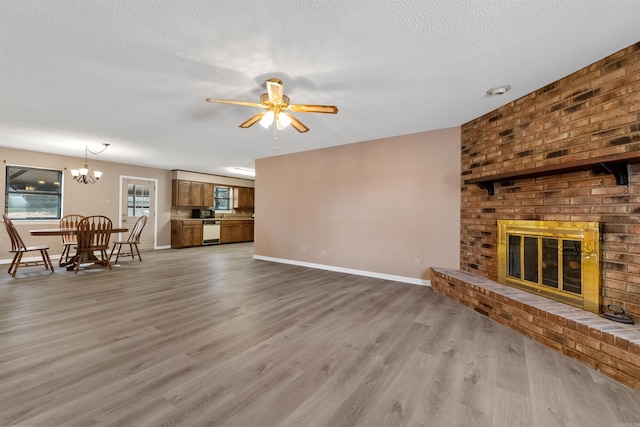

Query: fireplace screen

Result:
[498,220,600,313]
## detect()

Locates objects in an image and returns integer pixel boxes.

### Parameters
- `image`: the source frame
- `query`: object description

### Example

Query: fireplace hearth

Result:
[497,220,600,313]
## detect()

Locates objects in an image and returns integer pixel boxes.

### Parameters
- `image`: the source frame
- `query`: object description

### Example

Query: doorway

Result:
[119,176,157,250]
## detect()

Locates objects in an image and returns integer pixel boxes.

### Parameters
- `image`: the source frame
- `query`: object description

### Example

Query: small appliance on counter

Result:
[192,209,215,219]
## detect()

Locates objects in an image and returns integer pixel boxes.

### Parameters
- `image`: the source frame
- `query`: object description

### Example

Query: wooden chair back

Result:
[76,215,113,251]
[74,215,113,274]
[127,216,147,244]
[3,214,27,252]
[59,214,85,244]
[58,214,85,266]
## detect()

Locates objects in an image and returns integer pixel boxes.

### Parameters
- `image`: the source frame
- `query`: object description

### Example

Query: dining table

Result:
[30,227,128,270]
[30,227,128,237]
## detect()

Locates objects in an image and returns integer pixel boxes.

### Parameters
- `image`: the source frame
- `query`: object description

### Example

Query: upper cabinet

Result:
[234,186,255,210]
[172,180,215,207]
[202,182,214,207]
[172,179,253,210]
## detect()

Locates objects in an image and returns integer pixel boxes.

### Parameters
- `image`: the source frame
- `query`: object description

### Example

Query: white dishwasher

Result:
[202,220,221,245]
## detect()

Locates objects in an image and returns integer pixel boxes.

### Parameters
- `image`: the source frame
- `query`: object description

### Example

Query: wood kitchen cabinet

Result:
[242,221,254,242]
[173,180,201,206]
[202,182,214,207]
[220,220,254,243]
[245,187,255,209]
[172,180,215,207]
[171,220,203,248]
[233,187,255,210]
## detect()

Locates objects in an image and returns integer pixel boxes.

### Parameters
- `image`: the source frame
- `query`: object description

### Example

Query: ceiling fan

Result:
[205,78,338,133]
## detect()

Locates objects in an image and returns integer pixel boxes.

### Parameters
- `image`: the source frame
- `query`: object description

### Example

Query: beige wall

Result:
[254,127,461,283]
[1,147,174,258]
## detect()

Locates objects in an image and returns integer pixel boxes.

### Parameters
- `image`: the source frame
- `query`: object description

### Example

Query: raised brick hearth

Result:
[431,267,640,390]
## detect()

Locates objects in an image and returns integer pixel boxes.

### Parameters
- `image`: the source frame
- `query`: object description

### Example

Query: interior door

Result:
[121,177,155,250]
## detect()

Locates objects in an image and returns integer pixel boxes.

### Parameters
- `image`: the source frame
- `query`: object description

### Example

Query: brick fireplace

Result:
[431,42,640,389]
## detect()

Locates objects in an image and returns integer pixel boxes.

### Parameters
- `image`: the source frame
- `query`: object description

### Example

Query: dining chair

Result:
[109,215,147,263]
[74,215,113,274]
[2,214,55,277]
[59,214,85,267]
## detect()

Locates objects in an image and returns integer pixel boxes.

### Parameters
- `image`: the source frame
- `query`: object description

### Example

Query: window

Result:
[5,165,63,220]
[214,186,232,211]
[127,183,150,217]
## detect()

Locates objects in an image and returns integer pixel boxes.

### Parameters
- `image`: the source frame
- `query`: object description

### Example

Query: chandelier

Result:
[70,143,110,184]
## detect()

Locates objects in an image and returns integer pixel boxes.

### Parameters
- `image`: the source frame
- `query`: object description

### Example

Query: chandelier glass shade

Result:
[70,144,109,184]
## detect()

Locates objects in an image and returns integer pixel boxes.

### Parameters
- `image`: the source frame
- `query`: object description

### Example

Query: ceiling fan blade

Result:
[266,78,284,104]
[288,104,339,114]
[288,114,310,133]
[239,112,266,128]
[205,98,262,108]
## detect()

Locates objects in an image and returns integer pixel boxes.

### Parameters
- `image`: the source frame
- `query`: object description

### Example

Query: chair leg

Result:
[60,245,69,266]
[12,252,23,277]
[134,243,142,262]
[8,252,21,277]
[61,244,78,267]
[103,249,112,270]
[49,254,55,271]
[74,251,81,274]
[41,249,54,272]
[7,254,15,275]
[109,242,117,263]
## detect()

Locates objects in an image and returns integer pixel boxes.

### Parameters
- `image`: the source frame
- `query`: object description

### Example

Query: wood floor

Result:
[1,243,639,427]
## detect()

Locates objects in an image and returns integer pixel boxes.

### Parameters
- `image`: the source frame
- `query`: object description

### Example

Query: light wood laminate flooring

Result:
[1,243,639,426]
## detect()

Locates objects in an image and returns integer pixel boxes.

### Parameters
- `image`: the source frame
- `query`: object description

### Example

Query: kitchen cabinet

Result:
[244,187,255,209]
[202,182,214,207]
[233,187,255,210]
[173,180,191,206]
[172,180,215,207]
[242,221,254,242]
[171,220,203,248]
[220,220,254,243]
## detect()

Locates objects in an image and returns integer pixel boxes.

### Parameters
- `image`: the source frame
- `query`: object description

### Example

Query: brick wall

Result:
[460,42,640,322]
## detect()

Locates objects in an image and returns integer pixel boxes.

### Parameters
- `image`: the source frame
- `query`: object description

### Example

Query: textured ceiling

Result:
[1,1,639,178]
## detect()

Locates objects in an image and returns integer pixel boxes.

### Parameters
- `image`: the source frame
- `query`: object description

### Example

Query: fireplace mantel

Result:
[465,151,640,195]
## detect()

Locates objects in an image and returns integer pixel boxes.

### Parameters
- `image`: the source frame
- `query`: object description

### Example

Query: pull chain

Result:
[272,121,278,150]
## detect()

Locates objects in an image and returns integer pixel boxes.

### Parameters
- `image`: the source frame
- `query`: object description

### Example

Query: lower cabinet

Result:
[241,221,254,242]
[220,220,254,244]
[171,220,203,248]
[172,219,253,248]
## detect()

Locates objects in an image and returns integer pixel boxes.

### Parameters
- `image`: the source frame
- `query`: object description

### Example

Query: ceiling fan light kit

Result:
[259,111,275,128]
[206,78,338,138]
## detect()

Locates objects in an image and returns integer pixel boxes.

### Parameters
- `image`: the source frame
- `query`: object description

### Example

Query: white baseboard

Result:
[252,255,431,287]
[2,251,432,288]
[0,254,61,265]
[0,247,172,265]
